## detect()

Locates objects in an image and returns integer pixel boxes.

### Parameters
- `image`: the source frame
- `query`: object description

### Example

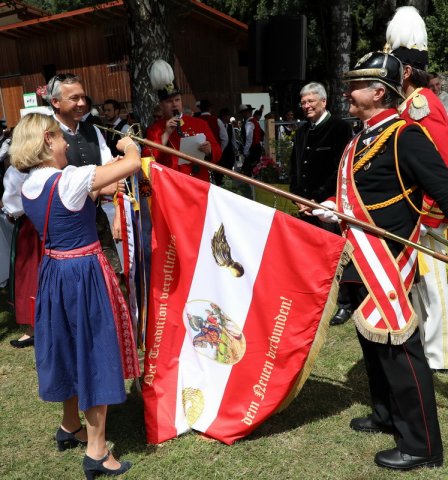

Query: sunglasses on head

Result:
[49,73,77,97]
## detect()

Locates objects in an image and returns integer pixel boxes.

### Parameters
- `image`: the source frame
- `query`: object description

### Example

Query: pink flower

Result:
[36,85,48,97]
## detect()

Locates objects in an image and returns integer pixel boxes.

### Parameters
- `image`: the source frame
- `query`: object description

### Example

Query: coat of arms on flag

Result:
[142,164,352,445]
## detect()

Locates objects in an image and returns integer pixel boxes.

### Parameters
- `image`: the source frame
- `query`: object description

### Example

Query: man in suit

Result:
[290,82,353,326]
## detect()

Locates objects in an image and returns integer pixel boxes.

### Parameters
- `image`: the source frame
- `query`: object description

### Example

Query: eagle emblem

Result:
[211,223,244,277]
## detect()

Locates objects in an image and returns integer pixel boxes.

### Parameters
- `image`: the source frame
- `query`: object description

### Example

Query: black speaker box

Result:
[249,15,307,84]
[248,20,269,84]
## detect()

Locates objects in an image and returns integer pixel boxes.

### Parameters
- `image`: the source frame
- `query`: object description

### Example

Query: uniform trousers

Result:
[413,225,448,369]
[348,283,443,457]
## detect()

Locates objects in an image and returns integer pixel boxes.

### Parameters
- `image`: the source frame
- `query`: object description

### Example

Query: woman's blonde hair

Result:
[9,113,60,172]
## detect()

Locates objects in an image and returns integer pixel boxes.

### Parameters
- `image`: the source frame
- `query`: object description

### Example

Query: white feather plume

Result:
[386,6,427,51]
[149,59,175,90]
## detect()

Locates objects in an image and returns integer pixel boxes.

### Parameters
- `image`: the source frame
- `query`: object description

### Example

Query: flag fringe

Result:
[277,241,354,411]
[353,311,419,345]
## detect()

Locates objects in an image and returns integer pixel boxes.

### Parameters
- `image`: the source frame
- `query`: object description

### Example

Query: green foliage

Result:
[427,0,448,72]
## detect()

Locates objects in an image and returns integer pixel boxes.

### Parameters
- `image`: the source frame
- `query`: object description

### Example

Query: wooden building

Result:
[0,0,254,127]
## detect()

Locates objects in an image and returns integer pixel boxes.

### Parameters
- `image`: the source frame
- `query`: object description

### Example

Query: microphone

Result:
[173,109,184,137]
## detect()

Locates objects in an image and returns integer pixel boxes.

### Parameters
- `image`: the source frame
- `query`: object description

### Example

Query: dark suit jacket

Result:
[290,113,353,202]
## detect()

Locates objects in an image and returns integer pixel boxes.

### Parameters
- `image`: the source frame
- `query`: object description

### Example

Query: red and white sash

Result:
[337,133,419,344]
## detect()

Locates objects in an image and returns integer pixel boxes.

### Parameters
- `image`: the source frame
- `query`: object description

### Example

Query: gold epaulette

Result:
[408,93,430,121]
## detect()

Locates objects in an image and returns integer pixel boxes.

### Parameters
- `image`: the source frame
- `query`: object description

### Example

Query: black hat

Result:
[239,104,255,113]
[343,51,404,98]
[149,59,181,101]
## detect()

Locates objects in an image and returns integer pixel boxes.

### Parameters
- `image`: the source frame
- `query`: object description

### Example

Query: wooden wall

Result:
[174,16,252,115]
[0,10,252,127]
[0,19,130,126]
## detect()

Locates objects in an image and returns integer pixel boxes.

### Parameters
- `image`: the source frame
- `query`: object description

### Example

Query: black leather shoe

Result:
[375,447,443,470]
[56,425,87,451]
[350,416,395,434]
[83,450,132,479]
[10,336,34,348]
[330,308,352,326]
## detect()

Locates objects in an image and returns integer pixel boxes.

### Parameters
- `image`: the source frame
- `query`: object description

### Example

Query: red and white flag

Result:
[143,164,351,445]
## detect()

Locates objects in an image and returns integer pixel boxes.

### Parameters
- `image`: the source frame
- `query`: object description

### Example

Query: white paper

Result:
[178,133,206,165]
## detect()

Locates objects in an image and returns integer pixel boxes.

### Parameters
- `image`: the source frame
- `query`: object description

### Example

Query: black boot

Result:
[330,308,352,326]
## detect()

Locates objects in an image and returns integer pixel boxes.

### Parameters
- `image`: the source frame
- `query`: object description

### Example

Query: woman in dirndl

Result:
[9,113,141,479]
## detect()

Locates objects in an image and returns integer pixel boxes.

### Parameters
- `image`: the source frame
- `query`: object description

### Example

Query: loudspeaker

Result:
[266,15,307,82]
[248,15,307,84]
[248,20,268,84]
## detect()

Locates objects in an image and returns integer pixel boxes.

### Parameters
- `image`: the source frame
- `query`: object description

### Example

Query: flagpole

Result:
[97,125,448,264]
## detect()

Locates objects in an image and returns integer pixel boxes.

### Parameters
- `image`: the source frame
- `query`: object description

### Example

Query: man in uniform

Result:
[143,60,221,183]
[386,5,448,371]
[313,51,448,470]
[290,82,353,326]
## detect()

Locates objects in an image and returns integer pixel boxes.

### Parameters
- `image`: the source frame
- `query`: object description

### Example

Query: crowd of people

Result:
[2,4,448,478]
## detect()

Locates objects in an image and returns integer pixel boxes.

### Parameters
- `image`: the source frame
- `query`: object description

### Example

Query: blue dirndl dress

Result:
[22,170,127,411]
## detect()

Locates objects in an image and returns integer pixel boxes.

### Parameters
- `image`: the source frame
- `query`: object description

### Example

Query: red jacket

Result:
[400,87,448,227]
[143,115,222,182]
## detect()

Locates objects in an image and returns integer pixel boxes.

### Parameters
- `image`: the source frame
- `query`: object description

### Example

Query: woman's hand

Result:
[116,137,139,155]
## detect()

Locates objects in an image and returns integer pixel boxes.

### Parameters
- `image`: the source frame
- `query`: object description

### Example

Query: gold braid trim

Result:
[353,120,406,174]
[365,186,417,210]
[393,123,431,215]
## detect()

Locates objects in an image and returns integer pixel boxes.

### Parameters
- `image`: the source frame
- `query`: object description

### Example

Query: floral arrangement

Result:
[253,156,282,183]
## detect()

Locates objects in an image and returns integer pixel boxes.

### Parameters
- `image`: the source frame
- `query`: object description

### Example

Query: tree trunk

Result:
[328,0,351,117]
[408,0,428,16]
[125,0,174,130]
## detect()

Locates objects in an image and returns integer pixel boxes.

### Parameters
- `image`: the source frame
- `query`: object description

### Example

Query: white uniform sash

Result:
[337,132,419,344]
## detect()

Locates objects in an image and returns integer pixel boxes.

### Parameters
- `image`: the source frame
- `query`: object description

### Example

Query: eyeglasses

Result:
[48,73,77,97]
[300,99,319,107]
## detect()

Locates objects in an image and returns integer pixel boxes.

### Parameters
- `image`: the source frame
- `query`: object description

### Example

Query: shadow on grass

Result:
[111,360,372,451]
[246,359,370,441]
[107,385,157,457]
[0,286,20,342]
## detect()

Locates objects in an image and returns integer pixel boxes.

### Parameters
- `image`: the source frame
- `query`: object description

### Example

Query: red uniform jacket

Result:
[400,87,448,227]
[143,115,222,182]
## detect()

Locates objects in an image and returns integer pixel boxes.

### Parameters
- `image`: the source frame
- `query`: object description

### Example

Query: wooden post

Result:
[264,118,276,160]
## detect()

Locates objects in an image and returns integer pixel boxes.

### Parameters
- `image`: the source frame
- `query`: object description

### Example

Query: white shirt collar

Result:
[54,114,79,135]
[312,110,329,127]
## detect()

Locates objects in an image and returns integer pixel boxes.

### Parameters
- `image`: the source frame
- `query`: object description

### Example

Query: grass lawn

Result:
[1,284,448,480]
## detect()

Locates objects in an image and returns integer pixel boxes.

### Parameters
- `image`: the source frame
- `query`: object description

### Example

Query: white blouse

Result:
[22,165,96,212]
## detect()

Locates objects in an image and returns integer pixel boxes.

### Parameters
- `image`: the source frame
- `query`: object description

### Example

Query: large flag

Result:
[143,164,351,445]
